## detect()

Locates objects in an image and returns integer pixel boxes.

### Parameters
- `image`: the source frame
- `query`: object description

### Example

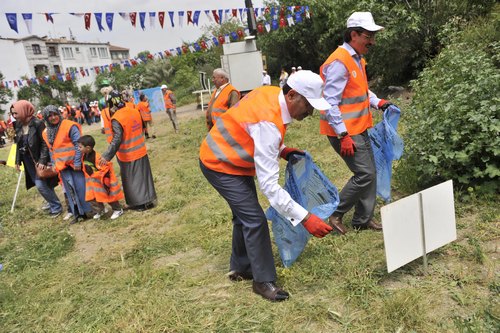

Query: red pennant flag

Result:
[257,23,264,34]
[164,50,171,57]
[129,12,137,27]
[130,59,138,66]
[181,45,188,54]
[80,69,85,77]
[45,13,54,23]
[65,73,71,81]
[147,53,154,60]
[13,80,18,87]
[232,9,238,17]
[279,17,286,28]
[200,41,207,49]
[212,10,220,24]
[237,29,244,38]
[158,11,165,28]
[218,35,225,45]
[84,13,91,30]
[94,66,100,74]
[51,75,56,81]
[187,11,193,25]
[0,81,4,88]
[38,77,44,84]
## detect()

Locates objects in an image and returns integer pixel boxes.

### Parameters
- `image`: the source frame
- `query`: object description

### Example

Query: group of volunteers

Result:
[10,87,164,224]
[200,12,399,302]
[7,11,399,303]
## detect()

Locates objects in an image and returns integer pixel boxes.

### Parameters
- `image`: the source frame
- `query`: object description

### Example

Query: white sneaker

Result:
[93,208,109,220]
[63,212,74,221]
[110,209,124,220]
[41,202,51,210]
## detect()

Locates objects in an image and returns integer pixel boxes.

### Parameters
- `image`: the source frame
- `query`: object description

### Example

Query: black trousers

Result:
[200,161,276,283]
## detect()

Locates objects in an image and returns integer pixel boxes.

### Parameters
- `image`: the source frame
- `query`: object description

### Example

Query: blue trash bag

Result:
[266,152,339,268]
[368,105,404,202]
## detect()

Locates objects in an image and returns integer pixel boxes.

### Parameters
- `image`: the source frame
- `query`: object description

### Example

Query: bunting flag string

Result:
[1,6,310,87]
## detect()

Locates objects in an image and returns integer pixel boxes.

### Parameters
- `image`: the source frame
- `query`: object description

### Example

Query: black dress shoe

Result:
[354,219,383,231]
[252,281,289,302]
[328,215,347,235]
[228,271,253,281]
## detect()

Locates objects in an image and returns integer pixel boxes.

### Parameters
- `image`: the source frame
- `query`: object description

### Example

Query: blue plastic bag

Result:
[368,105,404,202]
[266,153,339,267]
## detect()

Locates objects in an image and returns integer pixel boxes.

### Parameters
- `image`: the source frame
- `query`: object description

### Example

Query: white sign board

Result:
[381,180,456,272]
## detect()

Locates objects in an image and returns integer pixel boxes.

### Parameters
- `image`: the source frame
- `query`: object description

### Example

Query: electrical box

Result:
[221,39,263,94]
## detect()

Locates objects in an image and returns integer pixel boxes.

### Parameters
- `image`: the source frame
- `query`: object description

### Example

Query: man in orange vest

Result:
[205,68,240,131]
[319,12,398,234]
[199,70,334,302]
[161,84,178,133]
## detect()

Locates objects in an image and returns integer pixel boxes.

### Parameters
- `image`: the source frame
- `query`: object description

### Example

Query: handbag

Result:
[27,146,58,179]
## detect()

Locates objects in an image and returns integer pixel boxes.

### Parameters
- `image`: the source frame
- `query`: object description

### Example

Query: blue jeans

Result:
[35,177,62,214]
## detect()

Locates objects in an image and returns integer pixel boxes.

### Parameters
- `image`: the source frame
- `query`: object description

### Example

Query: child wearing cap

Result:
[77,135,125,220]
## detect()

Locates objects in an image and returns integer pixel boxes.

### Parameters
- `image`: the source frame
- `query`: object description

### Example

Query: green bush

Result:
[397,12,500,194]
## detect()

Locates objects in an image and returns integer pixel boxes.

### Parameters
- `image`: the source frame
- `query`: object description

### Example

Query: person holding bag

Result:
[12,100,62,217]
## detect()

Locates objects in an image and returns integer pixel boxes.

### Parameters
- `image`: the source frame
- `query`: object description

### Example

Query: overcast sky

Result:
[0,0,265,56]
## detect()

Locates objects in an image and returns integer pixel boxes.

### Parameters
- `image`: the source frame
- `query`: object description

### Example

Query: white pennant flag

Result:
[22,13,32,34]
[178,11,184,27]
[188,45,195,53]
[224,34,230,44]
[265,22,271,32]
[204,10,213,22]
[287,16,295,26]
[149,12,156,29]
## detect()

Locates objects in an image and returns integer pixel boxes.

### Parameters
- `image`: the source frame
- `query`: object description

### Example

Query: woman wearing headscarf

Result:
[41,105,92,224]
[12,100,62,216]
[99,90,157,211]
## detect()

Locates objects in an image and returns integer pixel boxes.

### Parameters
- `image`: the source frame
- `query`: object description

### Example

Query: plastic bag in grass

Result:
[266,153,339,268]
[369,105,404,202]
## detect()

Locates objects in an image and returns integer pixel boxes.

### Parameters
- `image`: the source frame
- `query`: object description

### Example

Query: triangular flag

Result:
[5,13,18,33]
[224,34,230,44]
[139,12,146,30]
[22,13,32,34]
[218,10,224,23]
[119,13,128,21]
[129,12,137,27]
[149,12,155,29]
[212,10,219,24]
[84,13,91,30]
[95,13,105,31]
[232,9,238,18]
[106,13,114,31]
[193,10,201,26]
[187,11,193,25]
[168,11,175,27]
[178,11,184,27]
[158,11,165,28]
[295,7,303,23]
[45,13,54,24]
[305,6,310,19]
[204,10,213,22]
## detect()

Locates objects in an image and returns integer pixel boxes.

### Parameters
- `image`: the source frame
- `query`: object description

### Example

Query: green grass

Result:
[0,110,498,332]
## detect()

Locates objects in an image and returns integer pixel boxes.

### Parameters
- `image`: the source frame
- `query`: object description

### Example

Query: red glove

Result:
[302,214,333,238]
[378,99,394,111]
[340,135,356,157]
[279,147,305,161]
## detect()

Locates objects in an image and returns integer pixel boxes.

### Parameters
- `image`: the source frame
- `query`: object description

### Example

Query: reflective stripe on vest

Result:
[111,106,147,162]
[319,47,372,136]
[137,101,152,121]
[42,119,81,171]
[101,108,113,143]
[84,152,124,202]
[200,86,286,176]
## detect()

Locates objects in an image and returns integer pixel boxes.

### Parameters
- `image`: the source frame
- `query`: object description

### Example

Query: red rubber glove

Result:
[340,135,356,157]
[279,147,305,161]
[378,99,394,111]
[302,214,333,238]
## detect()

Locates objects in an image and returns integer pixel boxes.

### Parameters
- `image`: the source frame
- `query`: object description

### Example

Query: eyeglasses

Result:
[360,33,376,41]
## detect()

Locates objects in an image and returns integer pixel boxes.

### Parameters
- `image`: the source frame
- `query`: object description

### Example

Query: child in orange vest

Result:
[77,135,125,220]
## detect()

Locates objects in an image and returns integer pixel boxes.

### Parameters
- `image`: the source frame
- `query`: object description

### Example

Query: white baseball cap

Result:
[286,70,331,110]
[161,84,168,89]
[346,12,384,32]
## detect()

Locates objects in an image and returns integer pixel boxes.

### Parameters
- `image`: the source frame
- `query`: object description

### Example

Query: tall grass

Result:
[0,110,498,332]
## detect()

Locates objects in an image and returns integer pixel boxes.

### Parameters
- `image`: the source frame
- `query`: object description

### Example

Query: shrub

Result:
[397,13,500,194]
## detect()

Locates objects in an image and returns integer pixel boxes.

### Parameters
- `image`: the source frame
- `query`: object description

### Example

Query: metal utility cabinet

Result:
[221,39,264,94]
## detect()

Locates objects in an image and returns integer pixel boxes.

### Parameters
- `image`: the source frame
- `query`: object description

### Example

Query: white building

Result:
[0,35,129,89]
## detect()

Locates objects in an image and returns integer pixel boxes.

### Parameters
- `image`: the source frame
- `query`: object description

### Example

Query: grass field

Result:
[0,107,498,332]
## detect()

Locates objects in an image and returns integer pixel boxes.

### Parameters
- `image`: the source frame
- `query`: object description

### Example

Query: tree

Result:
[0,71,13,115]
[16,74,77,108]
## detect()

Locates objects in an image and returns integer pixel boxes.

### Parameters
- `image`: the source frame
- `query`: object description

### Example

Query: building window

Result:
[62,47,74,59]
[53,65,61,74]
[32,44,41,54]
[48,46,56,56]
[75,47,80,53]
[34,65,47,75]
[90,47,97,57]
[98,47,109,58]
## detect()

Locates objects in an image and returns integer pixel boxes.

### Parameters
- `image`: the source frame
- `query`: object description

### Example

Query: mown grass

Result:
[0,108,498,332]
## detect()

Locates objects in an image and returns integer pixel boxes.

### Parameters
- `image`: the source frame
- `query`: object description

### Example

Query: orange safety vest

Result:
[163,90,174,109]
[83,151,124,203]
[126,101,135,109]
[319,47,372,136]
[200,86,286,176]
[42,119,81,172]
[137,101,152,122]
[111,106,147,162]
[101,107,113,143]
[207,84,240,125]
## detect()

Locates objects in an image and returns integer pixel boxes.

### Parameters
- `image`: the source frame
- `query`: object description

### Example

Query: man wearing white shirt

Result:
[205,68,240,131]
[261,70,271,86]
[199,70,334,302]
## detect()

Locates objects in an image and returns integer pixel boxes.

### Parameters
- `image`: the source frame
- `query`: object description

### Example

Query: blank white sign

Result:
[381,180,456,272]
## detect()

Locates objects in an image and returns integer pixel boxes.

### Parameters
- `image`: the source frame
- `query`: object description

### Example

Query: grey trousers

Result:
[166,108,178,132]
[328,130,376,226]
[200,161,276,283]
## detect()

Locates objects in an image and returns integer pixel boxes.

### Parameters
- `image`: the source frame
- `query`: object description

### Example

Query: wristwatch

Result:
[338,131,348,139]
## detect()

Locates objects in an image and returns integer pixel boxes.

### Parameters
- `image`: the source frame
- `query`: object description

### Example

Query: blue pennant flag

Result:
[106,13,114,31]
[139,12,146,30]
[95,13,105,31]
[176,47,182,55]
[6,13,18,33]
[193,10,201,25]
[168,11,175,27]
[193,43,201,52]
[212,36,219,46]
[272,19,279,30]
[230,31,238,40]
[295,7,303,23]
